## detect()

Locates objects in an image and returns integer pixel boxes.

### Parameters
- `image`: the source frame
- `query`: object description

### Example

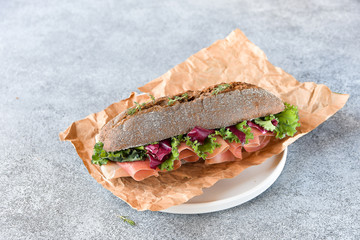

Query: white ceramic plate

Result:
[161,148,287,214]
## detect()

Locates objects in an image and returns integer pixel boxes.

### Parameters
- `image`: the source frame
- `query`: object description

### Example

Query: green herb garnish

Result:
[167,93,189,106]
[149,94,156,103]
[212,83,231,95]
[127,101,146,115]
[127,107,137,115]
[118,216,136,226]
[134,101,146,110]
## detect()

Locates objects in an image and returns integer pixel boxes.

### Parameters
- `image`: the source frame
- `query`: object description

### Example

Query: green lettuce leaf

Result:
[91,142,147,166]
[185,134,221,159]
[235,121,254,144]
[215,121,254,144]
[254,115,278,132]
[274,103,300,139]
[158,135,183,171]
[215,127,239,143]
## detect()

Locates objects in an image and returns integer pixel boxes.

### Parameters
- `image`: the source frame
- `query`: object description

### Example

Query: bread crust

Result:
[99,82,284,152]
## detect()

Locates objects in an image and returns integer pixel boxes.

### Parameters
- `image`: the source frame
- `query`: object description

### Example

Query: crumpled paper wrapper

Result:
[59,29,349,211]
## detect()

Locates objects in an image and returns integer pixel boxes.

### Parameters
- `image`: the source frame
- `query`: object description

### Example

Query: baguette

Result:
[99,82,284,152]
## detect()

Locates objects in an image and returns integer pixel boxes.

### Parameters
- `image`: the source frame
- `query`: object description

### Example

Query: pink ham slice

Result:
[244,136,272,152]
[178,143,200,162]
[172,159,182,170]
[157,159,182,172]
[227,141,243,159]
[179,149,200,162]
[243,127,274,152]
[100,127,276,181]
[100,161,130,179]
[205,150,236,164]
[178,136,231,163]
[243,136,260,150]
[243,127,267,148]
[251,127,275,137]
[206,136,229,159]
[116,160,159,181]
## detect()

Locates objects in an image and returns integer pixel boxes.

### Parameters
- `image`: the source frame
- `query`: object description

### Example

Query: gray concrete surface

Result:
[1,0,359,239]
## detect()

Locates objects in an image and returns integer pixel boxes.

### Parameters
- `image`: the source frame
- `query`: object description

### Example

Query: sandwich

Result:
[92,82,300,181]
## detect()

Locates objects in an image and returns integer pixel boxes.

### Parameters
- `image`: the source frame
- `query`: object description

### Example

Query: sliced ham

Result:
[243,127,274,152]
[227,141,243,159]
[179,149,199,162]
[100,127,275,180]
[116,160,159,181]
[178,142,191,152]
[157,159,183,172]
[205,150,236,164]
[178,149,195,159]
[100,161,130,179]
[244,136,271,152]
[172,159,182,170]
[251,127,275,137]
[178,143,200,162]
[182,155,200,162]
[206,136,230,159]
[178,136,230,162]
[246,127,262,147]
[244,135,260,148]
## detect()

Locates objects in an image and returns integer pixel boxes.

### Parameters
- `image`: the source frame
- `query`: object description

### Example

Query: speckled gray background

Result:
[1,0,359,239]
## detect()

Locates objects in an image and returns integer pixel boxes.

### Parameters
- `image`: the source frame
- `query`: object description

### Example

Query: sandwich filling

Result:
[92,103,300,172]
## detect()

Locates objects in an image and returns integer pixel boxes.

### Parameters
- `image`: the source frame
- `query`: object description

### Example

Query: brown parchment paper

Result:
[59,29,349,211]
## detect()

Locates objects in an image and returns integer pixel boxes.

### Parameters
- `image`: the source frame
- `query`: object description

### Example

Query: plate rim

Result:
[160,148,287,214]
